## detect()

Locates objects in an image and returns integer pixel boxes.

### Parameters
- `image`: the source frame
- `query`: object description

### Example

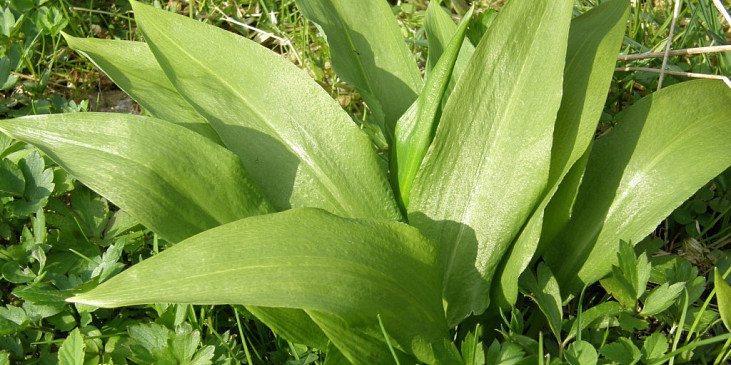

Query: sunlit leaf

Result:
[392,6,472,210]
[545,80,731,292]
[63,35,222,144]
[492,0,630,308]
[0,113,272,242]
[130,1,400,221]
[295,0,423,140]
[69,208,454,364]
[408,0,573,325]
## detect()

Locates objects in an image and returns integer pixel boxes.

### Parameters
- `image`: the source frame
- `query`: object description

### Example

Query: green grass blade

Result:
[0,113,272,243]
[545,80,731,292]
[491,0,630,309]
[62,34,222,145]
[68,208,452,364]
[408,0,573,326]
[294,0,423,141]
[391,6,473,210]
[130,1,400,221]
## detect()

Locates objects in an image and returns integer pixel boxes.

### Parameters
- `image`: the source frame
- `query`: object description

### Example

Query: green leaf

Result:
[565,301,624,342]
[492,0,630,309]
[565,340,597,365]
[169,323,213,364]
[424,2,474,87]
[639,282,685,316]
[0,113,272,243]
[58,328,85,365]
[68,208,452,364]
[408,0,573,325]
[392,6,472,209]
[294,0,423,140]
[601,338,641,365]
[599,242,651,310]
[245,306,329,350]
[714,267,731,331]
[130,1,400,221]
[600,275,637,310]
[519,263,563,342]
[546,80,731,292]
[460,328,485,365]
[640,333,668,362]
[6,151,54,217]
[62,34,223,144]
[0,158,24,196]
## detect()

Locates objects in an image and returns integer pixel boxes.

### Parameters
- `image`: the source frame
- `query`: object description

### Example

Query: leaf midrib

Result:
[143,16,353,216]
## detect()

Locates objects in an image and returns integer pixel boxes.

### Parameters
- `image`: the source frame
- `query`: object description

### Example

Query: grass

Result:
[0,0,729,363]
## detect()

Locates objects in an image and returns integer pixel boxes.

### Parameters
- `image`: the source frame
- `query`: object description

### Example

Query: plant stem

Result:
[658,0,682,89]
[617,45,731,61]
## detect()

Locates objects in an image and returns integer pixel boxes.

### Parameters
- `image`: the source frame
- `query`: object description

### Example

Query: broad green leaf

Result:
[130,1,400,221]
[545,80,731,292]
[639,282,685,316]
[392,6,473,210]
[640,333,668,362]
[492,0,630,308]
[58,328,85,365]
[714,267,731,331]
[566,302,624,343]
[600,338,641,365]
[0,113,272,243]
[460,329,485,365]
[424,2,474,87]
[408,0,573,325]
[245,306,329,349]
[6,151,54,217]
[323,343,350,365]
[63,34,223,144]
[0,158,24,196]
[294,0,423,140]
[68,208,452,364]
[309,311,424,364]
[565,340,597,365]
[619,240,651,302]
[519,263,562,342]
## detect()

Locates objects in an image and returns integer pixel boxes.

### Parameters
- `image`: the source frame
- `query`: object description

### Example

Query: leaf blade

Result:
[69,208,451,363]
[392,6,473,209]
[131,1,400,221]
[295,0,423,140]
[63,34,222,144]
[0,113,272,242]
[491,0,630,309]
[408,0,574,325]
[545,80,731,292]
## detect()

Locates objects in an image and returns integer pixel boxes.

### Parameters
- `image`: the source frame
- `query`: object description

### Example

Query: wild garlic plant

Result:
[0,0,729,363]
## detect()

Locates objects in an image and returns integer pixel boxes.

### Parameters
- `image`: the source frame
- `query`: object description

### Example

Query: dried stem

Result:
[659,0,683,89]
[617,45,731,61]
[615,67,731,88]
[712,0,731,26]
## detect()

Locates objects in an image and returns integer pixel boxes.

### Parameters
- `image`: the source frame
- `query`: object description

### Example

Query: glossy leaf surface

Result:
[131,1,400,221]
[545,80,731,292]
[0,113,272,243]
[492,0,630,308]
[408,0,573,325]
[392,6,472,210]
[424,1,474,88]
[69,208,452,363]
[63,35,222,144]
[295,0,423,140]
